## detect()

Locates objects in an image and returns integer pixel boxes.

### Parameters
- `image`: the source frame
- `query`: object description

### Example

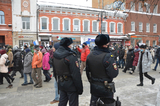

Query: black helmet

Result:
[96,98,116,106]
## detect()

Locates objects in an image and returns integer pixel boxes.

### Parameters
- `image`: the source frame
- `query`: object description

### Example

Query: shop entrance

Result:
[0,36,5,47]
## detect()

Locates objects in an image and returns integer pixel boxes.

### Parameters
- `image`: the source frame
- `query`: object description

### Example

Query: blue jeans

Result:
[119,59,124,68]
[154,58,159,70]
[54,78,59,101]
[23,73,33,84]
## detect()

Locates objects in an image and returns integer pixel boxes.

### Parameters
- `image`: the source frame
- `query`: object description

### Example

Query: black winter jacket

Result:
[53,46,83,95]
[13,49,23,71]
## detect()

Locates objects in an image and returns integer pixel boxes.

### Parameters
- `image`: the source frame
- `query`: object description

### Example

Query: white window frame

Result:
[146,23,150,32]
[153,24,157,33]
[138,3,143,12]
[102,21,107,32]
[130,1,135,11]
[22,17,30,30]
[40,16,49,30]
[146,40,150,46]
[110,22,116,33]
[146,4,150,13]
[63,18,71,31]
[153,5,158,14]
[83,19,90,32]
[73,18,80,31]
[139,22,143,32]
[0,11,5,24]
[117,22,123,34]
[92,20,98,32]
[131,21,135,31]
[153,40,157,47]
[51,17,60,31]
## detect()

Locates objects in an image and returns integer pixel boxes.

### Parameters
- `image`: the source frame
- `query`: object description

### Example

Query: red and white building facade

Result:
[38,1,128,47]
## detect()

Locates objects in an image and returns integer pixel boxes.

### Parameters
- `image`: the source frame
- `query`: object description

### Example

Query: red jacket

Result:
[77,46,90,62]
[132,50,140,66]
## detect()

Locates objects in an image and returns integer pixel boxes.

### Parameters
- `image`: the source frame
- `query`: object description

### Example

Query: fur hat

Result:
[60,37,73,47]
[34,45,39,51]
[135,45,139,49]
[95,34,110,46]
[139,43,147,49]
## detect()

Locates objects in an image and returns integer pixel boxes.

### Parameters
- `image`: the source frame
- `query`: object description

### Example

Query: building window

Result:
[153,40,157,47]
[146,40,150,46]
[153,5,158,13]
[52,17,60,31]
[138,3,143,12]
[73,19,80,31]
[139,22,143,32]
[110,22,115,33]
[131,21,135,31]
[92,21,98,32]
[83,20,90,32]
[41,17,48,30]
[153,24,157,33]
[146,4,150,13]
[130,1,135,11]
[0,11,5,24]
[102,22,107,32]
[146,23,150,32]
[63,18,70,31]
[117,23,123,33]
[22,17,30,29]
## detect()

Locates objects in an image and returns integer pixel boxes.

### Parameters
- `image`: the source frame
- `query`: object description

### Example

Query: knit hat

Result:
[49,45,52,49]
[0,49,6,55]
[25,48,31,54]
[54,42,60,50]
[95,34,110,46]
[83,42,87,45]
[60,37,73,47]
[135,45,139,49]
[30,43,34,47]
[34,45,39,51]
[8,46,12,50]
[13,45,18,51]
[41,48,47,53]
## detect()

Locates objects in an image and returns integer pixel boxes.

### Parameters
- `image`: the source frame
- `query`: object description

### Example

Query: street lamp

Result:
[97,11,107,34]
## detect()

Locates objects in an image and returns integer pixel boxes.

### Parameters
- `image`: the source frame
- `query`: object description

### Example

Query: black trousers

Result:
[0,73,3,84]
[90,94,113,106]
[58,90,78,106]
[0,73,11,84]
[139,68,153,84]
[11,69,23,77]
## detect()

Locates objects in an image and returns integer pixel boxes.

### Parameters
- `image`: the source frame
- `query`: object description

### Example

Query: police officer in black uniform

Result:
[53,37,83,106]
[86,34,119,106]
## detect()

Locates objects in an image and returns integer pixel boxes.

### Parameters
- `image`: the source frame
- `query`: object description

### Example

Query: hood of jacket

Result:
[54,46,76,59]
[44,52,50,57]
[25,51,33,57]
[1,53,8,59]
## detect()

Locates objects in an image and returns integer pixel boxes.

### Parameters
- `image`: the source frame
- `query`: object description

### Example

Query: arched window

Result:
[0,11,5,24]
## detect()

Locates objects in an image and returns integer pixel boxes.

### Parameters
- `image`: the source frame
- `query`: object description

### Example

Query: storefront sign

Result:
[110,39,122,41]
[88,38,95,42]
[18,36,33,38]
[125,41,131,46]
[57,36,76,40]
[132,38,142,40]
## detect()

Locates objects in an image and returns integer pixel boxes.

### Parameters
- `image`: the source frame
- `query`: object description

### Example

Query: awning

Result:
[110,36,128,40]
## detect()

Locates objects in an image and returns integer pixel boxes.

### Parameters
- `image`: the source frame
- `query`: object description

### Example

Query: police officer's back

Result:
[86,34,119,106]
[53,37,83,106]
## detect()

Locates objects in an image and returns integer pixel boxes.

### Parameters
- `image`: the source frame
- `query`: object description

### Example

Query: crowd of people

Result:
[0,34,159,106]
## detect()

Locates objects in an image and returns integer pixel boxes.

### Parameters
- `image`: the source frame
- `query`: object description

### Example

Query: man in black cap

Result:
[53,37,83,106]
[86,34,119,106]
[76,42,90,75]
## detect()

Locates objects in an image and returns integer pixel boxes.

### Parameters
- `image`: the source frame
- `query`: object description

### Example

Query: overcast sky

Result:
[38,0,92,7]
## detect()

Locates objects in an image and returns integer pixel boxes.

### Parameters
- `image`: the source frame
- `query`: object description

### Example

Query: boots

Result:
[137,83,143,86]
[6,84,13,88]
[151,78,155,85]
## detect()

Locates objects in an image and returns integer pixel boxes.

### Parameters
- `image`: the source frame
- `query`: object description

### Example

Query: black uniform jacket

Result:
[86,46,119,97]
[53,46,83,95]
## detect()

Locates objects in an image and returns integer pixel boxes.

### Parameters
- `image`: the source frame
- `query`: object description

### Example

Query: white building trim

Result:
[51,17,60,31]
[40,16,49,31]
[62,18,71,31]
[73,18,81,31]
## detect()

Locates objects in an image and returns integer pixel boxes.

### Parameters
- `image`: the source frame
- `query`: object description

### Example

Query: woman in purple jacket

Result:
[42,48,51,82]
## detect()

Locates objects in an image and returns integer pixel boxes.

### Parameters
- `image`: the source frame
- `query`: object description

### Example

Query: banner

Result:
[125,41,131,46]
